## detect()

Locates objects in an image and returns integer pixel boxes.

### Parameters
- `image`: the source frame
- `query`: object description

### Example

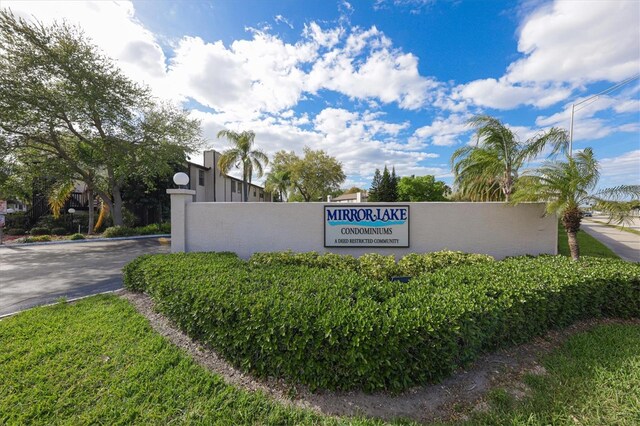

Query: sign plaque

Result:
[324,205,409,247]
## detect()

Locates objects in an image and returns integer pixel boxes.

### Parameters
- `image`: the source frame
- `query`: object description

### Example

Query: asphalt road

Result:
[0,238,170,317]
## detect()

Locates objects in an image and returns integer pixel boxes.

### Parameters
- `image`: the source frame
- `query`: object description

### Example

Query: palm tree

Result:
[216,130,269,202]
[451,115,568,202]
[513,148,640,260]
[264,169,291,202]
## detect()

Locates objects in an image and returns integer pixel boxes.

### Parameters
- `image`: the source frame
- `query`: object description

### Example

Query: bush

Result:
[249,251,395,278]
[24,235,51,243]
[135,223,170,235]
[103,226,135,238]
[358,253,399,280]
[51,227,68,236]
[5,212,28,229]
[69,233,85,240]
[124,253,640,392]
[6,228,25,236]
[397,250,494,277]
[30,227,51,236]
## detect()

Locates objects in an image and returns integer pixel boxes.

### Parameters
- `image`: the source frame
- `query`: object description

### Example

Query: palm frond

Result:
[48,181,75,219]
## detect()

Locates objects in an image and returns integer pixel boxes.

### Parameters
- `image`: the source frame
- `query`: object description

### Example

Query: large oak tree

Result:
[0,11,202,226]
[268,148,345,202]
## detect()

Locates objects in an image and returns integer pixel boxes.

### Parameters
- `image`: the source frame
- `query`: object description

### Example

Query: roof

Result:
[333,191,368,201]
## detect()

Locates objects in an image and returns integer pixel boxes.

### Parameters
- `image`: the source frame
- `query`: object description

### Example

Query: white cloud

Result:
[598,150,640,188]
[274,14,293,29]
[412,114,471,147]
[459,78,572,110]
[5,0,175,99]
[306,26,438,110]
[458,0,640,110]
[509,1,640,84]
[535,92,640,142]
[167,33,314,117]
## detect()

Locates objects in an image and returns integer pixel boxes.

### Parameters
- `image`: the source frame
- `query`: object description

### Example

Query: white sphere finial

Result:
[173,172,189,187]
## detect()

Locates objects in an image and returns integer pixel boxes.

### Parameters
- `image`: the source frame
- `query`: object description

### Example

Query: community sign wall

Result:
[168,190,557,259]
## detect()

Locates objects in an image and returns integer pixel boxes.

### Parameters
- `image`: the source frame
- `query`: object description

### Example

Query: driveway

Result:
[0,238,169,317]
[581,216,640,262]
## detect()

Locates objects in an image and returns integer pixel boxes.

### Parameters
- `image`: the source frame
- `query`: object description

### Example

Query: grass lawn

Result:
[591,219,640,236]
[557,222,619,259]
[1,295,639,425]
[0,296,375,426]
[465,322,640,426]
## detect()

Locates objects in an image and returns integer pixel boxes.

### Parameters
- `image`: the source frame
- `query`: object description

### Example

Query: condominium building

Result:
[186,149,272,202]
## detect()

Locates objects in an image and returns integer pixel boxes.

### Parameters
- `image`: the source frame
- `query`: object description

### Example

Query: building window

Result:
[259,192,264,198]
[198,170,205,186]
[253,190,256,197]
[238,183,242,193]
[231,181,236,192]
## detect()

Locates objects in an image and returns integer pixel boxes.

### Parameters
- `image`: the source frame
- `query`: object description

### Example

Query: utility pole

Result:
[568,74,639,157]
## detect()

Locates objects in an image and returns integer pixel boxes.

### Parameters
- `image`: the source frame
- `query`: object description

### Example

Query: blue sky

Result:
[6,0,640,190]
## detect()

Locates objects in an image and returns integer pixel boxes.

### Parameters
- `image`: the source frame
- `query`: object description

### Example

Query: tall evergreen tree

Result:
[368,168,382,202]
[390,166,398,202]
[380,166,392,201]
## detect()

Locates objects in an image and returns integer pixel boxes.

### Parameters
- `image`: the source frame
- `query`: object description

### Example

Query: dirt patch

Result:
[120,291,639,424]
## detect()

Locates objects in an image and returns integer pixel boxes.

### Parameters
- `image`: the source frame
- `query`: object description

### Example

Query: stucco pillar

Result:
[167,189,195,253]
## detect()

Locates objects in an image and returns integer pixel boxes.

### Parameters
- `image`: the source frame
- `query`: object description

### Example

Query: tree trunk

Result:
[87,188,94,235]
[503,171,512,202]
[566,230,580,261]
[243,176,248,202]
[562,207,582,261]
[111,185,124,226]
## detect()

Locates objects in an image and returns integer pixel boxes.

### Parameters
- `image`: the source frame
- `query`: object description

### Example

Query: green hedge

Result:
[5,228,25,236]
[103,223,170,238]
[249,249,493,280]
[30,227,51,236]
[124,253,640,392]
[51,227,68,236]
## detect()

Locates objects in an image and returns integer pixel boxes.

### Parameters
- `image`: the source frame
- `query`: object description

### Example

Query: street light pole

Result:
[569,103,575,157]
[568,74,639,157]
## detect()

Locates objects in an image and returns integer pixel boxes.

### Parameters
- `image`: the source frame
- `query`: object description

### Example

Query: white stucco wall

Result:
[178,202,557,259]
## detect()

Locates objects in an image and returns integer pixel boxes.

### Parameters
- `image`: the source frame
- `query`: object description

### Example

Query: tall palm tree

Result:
[451,115,568,202]
[514,148,640,260]
[216,130,269,202]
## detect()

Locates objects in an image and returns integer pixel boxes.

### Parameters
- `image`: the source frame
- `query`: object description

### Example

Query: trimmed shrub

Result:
[397,250,494,277]
[69,233,85,240]
[5,212,28,229]
[135,223,171,235]
[51,227,68,236]
[358,253,399,280]
[30,227,51,236]
[6,228,25,236]
[124,253,640,392]
[315,252,359,271]
[103,226,135,238]
[24,235,51,243]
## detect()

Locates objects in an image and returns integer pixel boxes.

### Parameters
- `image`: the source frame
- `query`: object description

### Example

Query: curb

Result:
[0,234,170,248]
[0,289,125,320]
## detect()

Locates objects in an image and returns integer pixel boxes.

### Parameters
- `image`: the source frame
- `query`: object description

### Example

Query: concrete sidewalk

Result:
[581,217,640,262]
